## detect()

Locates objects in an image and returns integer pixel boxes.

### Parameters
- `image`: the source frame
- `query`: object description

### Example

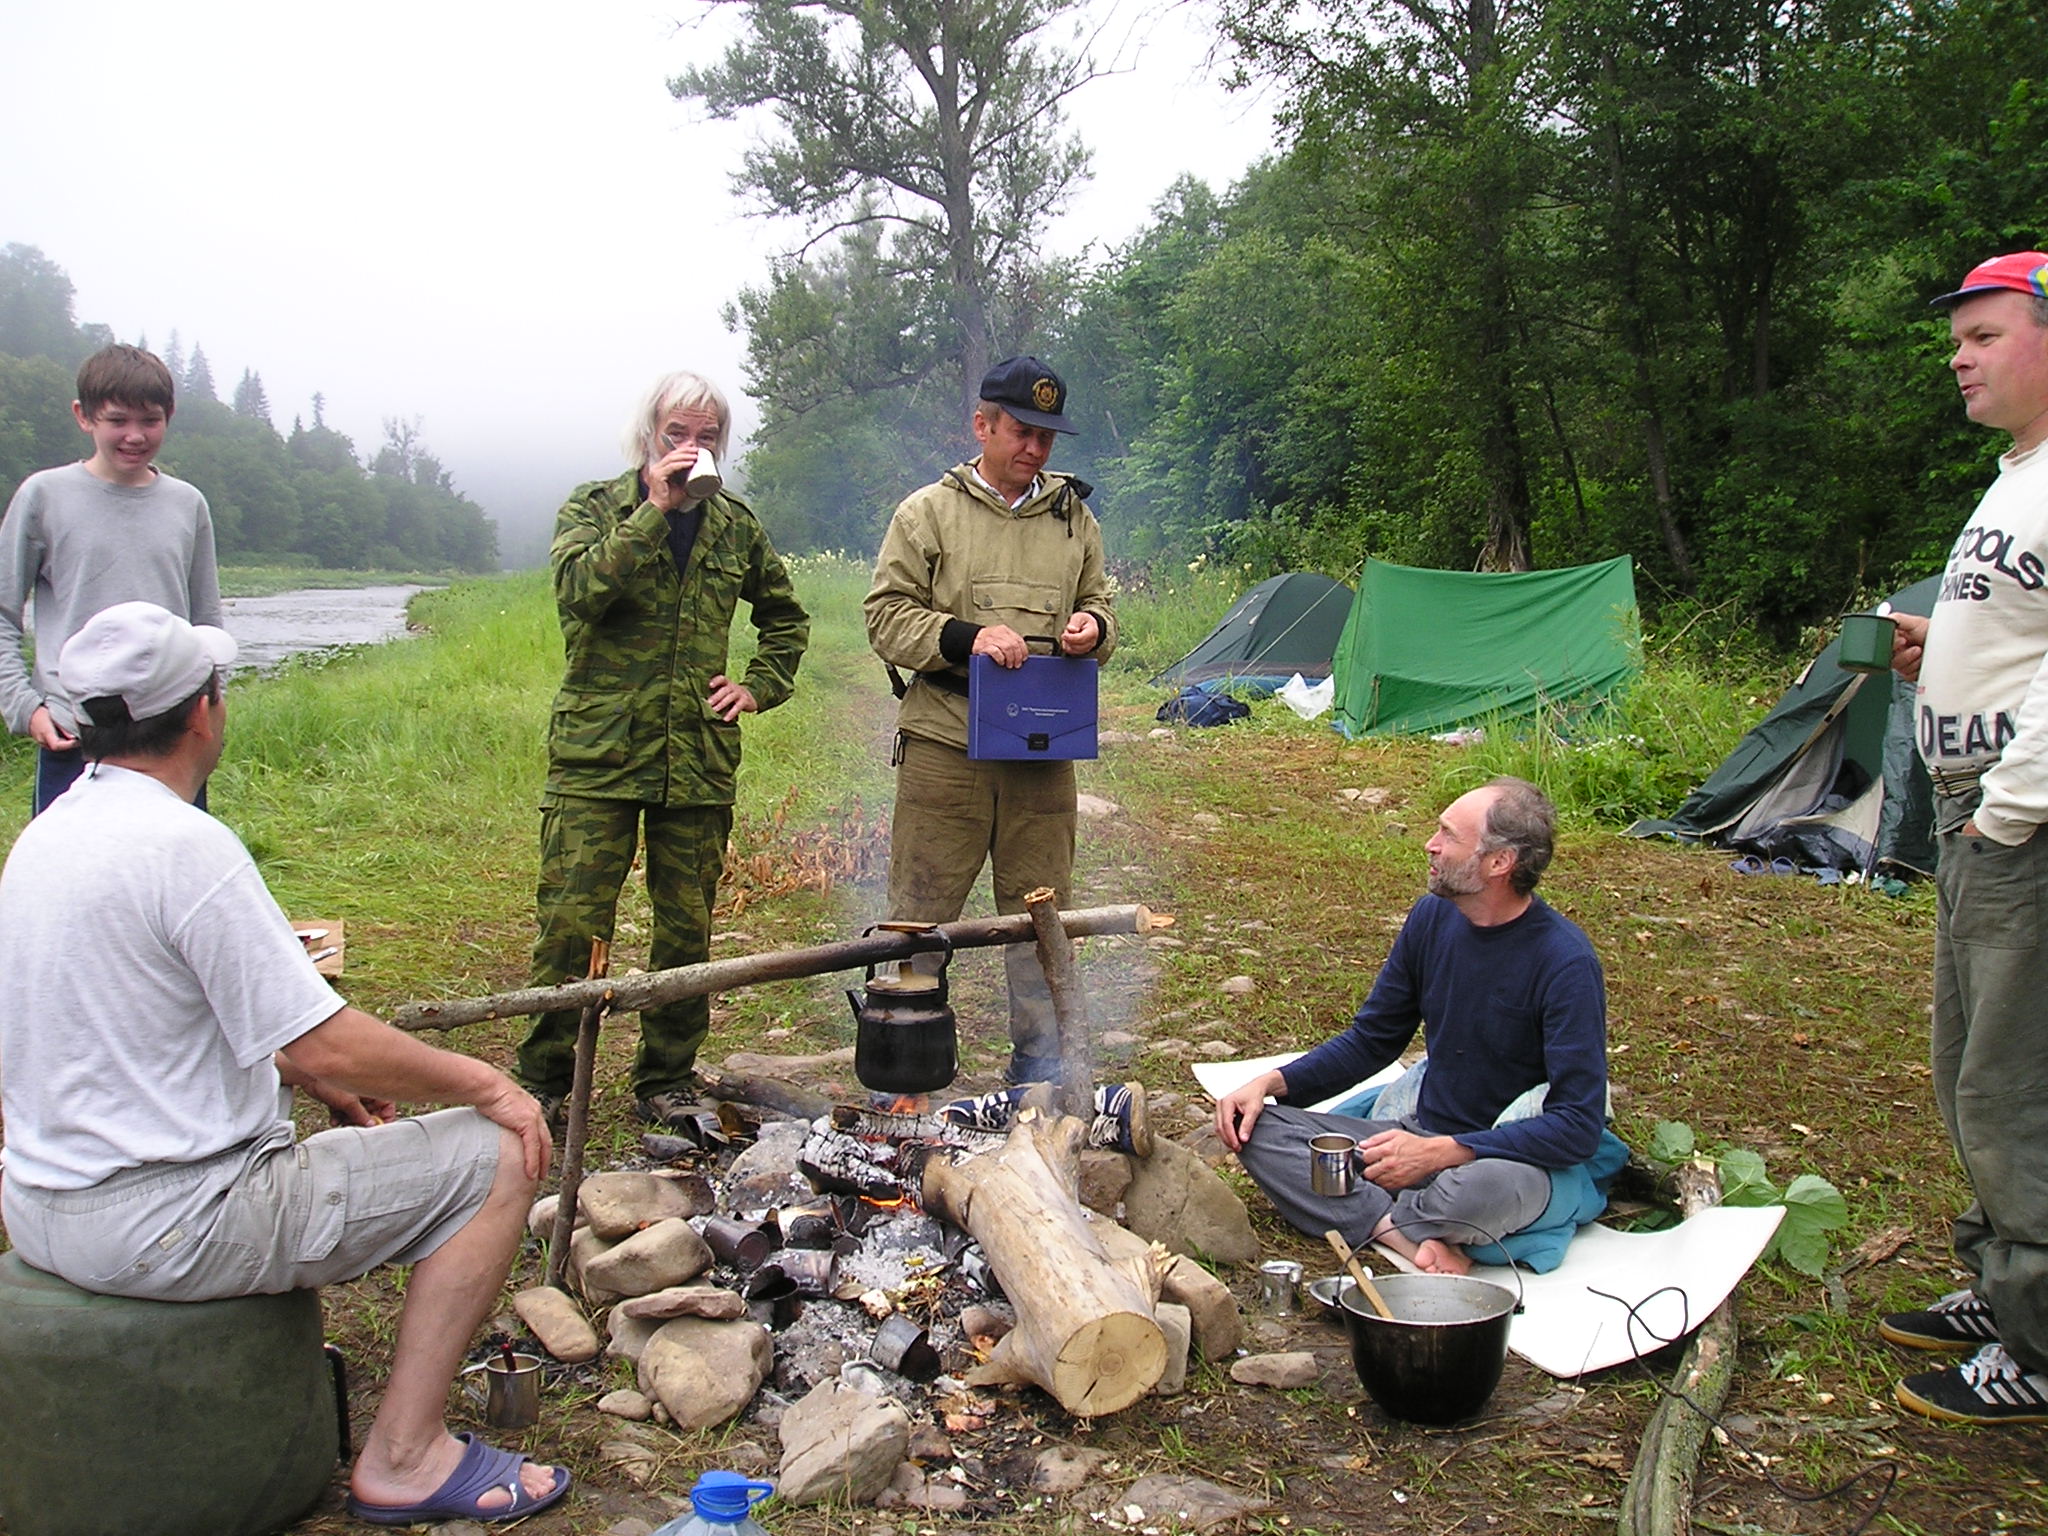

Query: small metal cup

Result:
[482,1352,541,1430]
[1258,1259,1304,1314]
[871,1313,942,1380]
[1309,1133,1359,1197]
[702,1216,774,1271]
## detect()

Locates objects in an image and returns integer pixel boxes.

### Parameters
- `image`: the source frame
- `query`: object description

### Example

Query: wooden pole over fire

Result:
[392,903,1170,1033]
[1024,887,1094,1119]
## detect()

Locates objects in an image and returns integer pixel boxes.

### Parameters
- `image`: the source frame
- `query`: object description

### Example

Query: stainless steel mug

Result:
[482,1352,541,1430]
[1309,1133,1359,1197]
[1258,1259,1304,1314]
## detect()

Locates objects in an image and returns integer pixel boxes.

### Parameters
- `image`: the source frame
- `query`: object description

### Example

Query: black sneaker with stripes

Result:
[1896,1342,2048,1425]
[1879,1288,2000,1352]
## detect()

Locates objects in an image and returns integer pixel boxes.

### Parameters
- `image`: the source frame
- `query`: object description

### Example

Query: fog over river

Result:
[219,585,431,673]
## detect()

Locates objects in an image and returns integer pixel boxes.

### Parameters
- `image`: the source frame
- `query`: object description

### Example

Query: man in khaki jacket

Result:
[864,357,1117,1083]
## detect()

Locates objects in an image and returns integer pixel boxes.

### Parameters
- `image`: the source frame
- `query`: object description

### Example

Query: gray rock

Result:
[583,1218,714,1299]
[1077,1148,1135,1214]
[1074,793,1121,819]
[600,1520,658,1536]
[959,1303,1013,1343]
[1120,1136,1259,1266]
[1155,1302,1193,1395]
[527,1193,580,1240]
[579,1171,714,1241]
[597,1389,653,1421]
[776,1378,911,1506]
[1196,1039,1238,1057]
[606,1307,663,1363]
[618,1283,746,1321]
[570,1226,623,1305]
[907,1422,953,1462]
[1031,1443,1112,1494]
[1218,975,1257,995]
[876,1462,970,1512]
[1098,1029,1142,1049]
[637,1317,773,1430]
[1230,1351,1320,1389]
[1161,1253,1243,1360]
[1120,1473,1273,1532]
[511,1285,600,1364]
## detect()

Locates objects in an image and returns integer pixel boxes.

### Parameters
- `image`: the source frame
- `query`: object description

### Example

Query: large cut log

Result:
[922,1112,1167,1417]
[393,904,1169,1032]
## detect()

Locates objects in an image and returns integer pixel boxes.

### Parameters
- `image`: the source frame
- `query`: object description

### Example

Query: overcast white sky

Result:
[0,0,1272,564]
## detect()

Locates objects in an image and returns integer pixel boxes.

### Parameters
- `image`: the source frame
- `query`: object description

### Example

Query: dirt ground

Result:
[72,722,2048,1536]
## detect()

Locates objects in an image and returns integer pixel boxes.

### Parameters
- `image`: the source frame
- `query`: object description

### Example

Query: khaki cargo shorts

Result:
[2,1108,502,1302]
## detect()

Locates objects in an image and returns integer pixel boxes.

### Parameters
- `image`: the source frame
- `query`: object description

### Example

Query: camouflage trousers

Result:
[886,735,1075,1058]
[520,796,732,1098]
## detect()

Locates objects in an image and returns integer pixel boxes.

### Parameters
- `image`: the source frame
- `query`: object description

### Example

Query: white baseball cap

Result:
[58,602,237,725]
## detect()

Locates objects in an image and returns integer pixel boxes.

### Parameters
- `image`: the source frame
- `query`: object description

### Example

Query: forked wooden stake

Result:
[545,939,610,1292]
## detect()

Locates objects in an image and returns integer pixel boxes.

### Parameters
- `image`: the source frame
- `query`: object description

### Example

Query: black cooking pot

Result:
[1338,1271,1519,1425]
[848,926,957,1094]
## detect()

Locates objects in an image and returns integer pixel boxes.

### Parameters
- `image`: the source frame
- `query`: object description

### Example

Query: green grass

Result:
[217,564,459,598]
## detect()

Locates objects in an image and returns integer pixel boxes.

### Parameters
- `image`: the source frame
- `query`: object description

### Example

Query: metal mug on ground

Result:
[479,1352,542,1430]
[1837,611,1898,674]
[1258,1259,1304,1314]
[1309,1133,1360,1197]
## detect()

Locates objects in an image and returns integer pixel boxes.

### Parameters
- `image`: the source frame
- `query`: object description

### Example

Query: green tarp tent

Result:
[1627,575,1937,876]
[1332,557,1641,737]
[1151,572,1354,690]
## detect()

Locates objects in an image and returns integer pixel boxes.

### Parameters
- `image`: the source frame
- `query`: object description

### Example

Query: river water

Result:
[219,584,432,673]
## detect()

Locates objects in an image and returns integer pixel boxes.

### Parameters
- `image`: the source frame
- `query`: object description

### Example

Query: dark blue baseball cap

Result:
[979,356,1075,433]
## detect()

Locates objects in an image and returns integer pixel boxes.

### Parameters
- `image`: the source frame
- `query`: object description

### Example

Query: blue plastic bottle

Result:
[652,1470,776,1536]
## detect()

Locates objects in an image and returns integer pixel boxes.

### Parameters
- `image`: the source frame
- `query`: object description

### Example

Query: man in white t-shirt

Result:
[0,603,571,1524]
[1884,252,2048,1426]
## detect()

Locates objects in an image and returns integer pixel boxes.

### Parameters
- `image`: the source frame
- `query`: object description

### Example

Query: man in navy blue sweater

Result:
[1214,777,1607,1275]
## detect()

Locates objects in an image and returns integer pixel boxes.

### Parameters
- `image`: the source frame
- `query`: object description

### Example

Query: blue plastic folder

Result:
[967,654,1099,761]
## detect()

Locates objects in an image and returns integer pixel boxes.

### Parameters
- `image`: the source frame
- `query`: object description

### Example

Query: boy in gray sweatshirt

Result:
[0,344,221,813]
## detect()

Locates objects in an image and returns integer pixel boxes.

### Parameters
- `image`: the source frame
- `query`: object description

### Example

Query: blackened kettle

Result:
[848,926,957,1094]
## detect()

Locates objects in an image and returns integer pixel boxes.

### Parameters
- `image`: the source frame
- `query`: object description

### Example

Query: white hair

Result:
[622,371,731,467]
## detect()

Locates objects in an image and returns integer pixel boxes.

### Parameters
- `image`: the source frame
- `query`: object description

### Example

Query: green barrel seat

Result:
[0,1250,339,1536]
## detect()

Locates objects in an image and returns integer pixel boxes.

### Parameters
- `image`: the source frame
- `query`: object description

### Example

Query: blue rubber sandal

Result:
[346,1432,571,1525]
[1729,854,1769,875]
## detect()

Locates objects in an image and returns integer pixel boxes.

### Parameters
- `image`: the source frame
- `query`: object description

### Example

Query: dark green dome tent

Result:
[1151,572,1354,691]
[1627,575,1938,877]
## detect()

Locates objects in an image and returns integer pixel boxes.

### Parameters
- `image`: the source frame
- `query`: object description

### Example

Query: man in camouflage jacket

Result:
[864,357,1117,1083]
[522,373,809,1127]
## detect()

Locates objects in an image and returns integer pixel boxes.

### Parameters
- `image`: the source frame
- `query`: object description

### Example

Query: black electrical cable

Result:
[1587,1283,1900,1536]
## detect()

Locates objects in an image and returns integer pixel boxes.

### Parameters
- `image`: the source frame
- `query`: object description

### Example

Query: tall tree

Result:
[232,368,273,427]
[1220,0,1557,570]
[671,0,1096,422]
[184,345,217,403]
[0,245,83,364]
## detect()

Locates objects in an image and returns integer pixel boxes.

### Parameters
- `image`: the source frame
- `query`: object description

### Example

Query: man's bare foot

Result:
[1412,1238,1471,1275]
[1368,1218,1473,1276]
[349,1433,560,1513]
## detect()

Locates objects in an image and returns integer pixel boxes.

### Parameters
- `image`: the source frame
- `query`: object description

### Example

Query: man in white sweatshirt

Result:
[1884,251,2048,1425]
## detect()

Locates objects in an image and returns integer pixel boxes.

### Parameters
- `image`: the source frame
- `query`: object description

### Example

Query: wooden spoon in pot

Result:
[1324,1228,1395,1320]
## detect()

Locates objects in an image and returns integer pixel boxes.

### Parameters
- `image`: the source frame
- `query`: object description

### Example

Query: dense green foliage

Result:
[718,0,2046,643]
[0,244,498,573]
